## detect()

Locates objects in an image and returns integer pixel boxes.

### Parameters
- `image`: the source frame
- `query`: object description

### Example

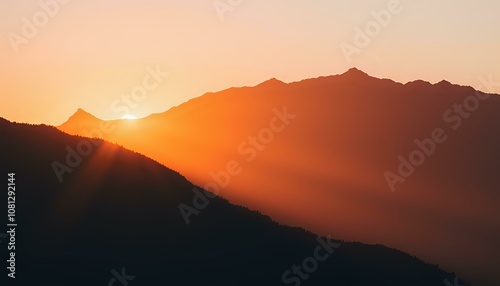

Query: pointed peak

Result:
[342,67,369,77]
[257,77,286,87]
[70,108,97,120]
[75,108,89,114]
[436,79,452,86]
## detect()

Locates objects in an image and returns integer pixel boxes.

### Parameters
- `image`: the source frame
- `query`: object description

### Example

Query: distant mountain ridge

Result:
[59,68,481,128]
[58,69,500,285]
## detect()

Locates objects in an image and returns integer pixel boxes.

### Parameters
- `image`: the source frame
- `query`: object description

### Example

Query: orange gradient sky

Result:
[0,0,499,125]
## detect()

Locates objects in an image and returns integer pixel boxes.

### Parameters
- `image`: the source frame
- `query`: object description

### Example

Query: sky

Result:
[0,0,499,125]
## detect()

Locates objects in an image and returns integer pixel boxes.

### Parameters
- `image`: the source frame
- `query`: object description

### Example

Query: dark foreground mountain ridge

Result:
[0,118,462,285]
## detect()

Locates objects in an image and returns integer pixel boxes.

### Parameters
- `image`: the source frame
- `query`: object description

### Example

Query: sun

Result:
[122,114,138,120]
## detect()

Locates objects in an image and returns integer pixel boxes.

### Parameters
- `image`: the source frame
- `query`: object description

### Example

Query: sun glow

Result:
[122,114,138,120]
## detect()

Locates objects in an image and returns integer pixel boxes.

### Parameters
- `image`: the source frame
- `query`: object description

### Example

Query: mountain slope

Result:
[0,118,461,285]
[58,69,500,285]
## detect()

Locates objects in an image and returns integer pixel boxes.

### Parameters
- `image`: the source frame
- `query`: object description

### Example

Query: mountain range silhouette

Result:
[57,68,500,285]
